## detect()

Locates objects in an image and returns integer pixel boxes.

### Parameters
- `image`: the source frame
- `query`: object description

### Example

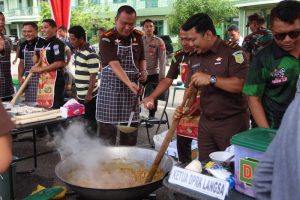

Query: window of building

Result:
[90,0,100,4]
[27,0,33,7]
[154,20,163,35]
[10,29,18,36]
[145,0,158,8]
[0,1,4,12]
[113,0,127,3]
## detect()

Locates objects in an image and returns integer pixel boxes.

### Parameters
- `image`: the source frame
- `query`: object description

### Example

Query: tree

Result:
[168,0,238,35]
[38,2,114,44]
[38,1,52,28]
[71,2,114,44]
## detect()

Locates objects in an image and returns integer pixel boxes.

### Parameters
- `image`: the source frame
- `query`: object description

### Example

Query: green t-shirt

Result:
[243,41,300,129]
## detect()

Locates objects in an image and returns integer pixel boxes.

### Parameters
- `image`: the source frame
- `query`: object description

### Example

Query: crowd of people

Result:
[0,1,300,199]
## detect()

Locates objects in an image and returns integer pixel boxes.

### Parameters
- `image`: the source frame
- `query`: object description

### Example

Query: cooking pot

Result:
[55,146,174,200]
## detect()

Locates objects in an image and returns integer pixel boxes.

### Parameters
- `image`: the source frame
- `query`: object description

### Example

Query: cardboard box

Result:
[60,103,85,118]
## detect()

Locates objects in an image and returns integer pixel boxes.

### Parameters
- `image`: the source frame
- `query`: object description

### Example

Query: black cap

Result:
[246,13,265,27]
[227,24,239,31]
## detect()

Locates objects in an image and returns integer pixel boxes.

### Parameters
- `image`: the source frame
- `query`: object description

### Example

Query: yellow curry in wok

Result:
[66,159,164,189]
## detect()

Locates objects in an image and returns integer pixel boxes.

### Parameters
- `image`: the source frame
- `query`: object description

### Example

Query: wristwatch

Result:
[209,75,217,86]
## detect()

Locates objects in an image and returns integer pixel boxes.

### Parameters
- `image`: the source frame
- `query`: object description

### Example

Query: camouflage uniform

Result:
[242,27,273,58]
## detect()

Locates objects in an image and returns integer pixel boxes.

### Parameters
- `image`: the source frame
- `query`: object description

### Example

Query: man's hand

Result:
[173,106,184,120]
[139,70,148,83]
[30,65,43,73]
[18,77,24,87]
[142,97,155,110]
[84,94,93,104]
[128,82,139,95]
[13,59,18,65]
[191,71,210,87]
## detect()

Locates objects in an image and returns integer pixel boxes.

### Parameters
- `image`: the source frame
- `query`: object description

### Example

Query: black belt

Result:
[203,111,245,121]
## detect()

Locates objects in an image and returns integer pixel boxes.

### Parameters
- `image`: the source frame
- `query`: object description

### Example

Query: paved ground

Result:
[8,53,188,200]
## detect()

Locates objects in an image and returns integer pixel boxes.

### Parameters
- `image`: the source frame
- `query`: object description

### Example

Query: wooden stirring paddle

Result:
[144,85,196,183]
[10,72,34,106]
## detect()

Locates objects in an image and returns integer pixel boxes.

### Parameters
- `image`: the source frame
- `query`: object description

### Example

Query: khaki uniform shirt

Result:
[142,35,166,79]
[100,28,145,68]
[191,38,249,119]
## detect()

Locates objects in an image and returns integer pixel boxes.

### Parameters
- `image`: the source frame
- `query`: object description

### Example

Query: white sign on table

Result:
[168,166,229,200]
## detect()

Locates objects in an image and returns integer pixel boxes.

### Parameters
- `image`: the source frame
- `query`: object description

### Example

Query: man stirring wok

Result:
[96,5,147,145]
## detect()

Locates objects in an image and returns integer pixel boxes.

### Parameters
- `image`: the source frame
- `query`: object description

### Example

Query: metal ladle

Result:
[116,89,141,134]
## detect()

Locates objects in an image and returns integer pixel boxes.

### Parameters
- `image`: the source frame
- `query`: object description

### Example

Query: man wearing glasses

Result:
[243,0,300,129]
[242,13,273,60]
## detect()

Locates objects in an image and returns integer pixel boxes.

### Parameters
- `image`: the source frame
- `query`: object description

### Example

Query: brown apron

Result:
[36,46,57,108]
[96,40,139,124]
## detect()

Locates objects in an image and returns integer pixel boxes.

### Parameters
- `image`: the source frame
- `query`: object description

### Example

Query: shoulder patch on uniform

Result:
[103,30,114,37]
[171,49,183,62]
[53,44,60,55]
[232,50,244,64]
[175,49,183,56]
[133,29,144,36]
[101,38,110,43]
[225,41,238,49]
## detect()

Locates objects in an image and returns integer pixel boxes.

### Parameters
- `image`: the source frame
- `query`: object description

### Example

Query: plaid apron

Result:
[24,43,39,103]
[0,40,14,98]
[96,42,139,123]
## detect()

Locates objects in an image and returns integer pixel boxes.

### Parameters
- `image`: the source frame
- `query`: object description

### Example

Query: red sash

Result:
[177,96,201,140]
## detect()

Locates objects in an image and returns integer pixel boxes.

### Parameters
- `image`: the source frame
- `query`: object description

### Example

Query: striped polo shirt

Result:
[74,44,99,100]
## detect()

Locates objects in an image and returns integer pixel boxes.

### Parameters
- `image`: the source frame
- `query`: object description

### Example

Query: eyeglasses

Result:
[274,30,300,41]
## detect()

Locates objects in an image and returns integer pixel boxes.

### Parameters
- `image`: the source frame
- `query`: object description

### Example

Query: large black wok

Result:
[55,146,174,200]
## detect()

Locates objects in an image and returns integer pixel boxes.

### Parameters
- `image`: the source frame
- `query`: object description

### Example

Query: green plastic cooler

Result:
[231,128,276,197]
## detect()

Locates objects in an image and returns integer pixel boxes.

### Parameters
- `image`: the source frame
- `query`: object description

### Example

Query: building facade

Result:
[4,0,297,45]
[78,0,175,36]
[1,0,174,38]
[1,0,42,36]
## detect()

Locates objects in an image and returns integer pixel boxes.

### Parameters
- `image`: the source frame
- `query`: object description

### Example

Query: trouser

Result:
[198,111,249,161]
[47,70,65,135]
[97,122,139,146]
[52,70,65,109]
[143,74,159,117]
[78,97,97,136]
[177,135,193,164]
